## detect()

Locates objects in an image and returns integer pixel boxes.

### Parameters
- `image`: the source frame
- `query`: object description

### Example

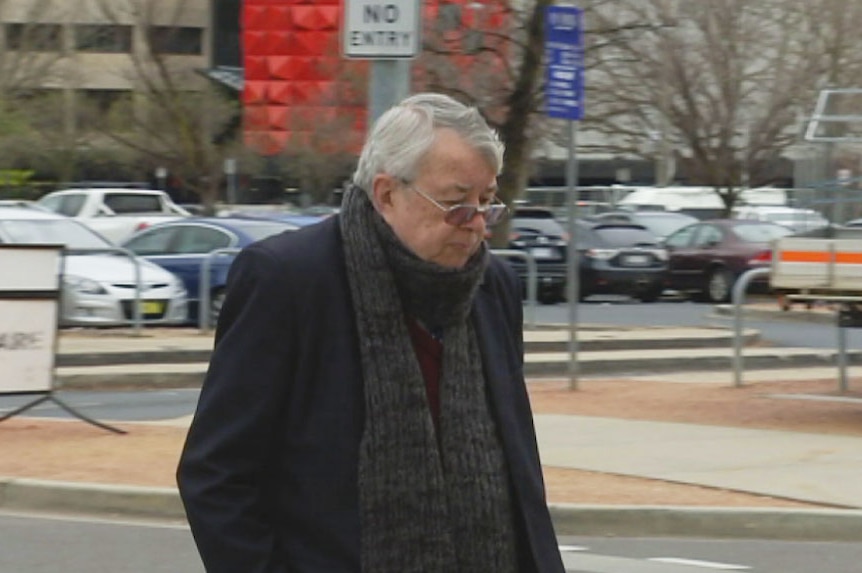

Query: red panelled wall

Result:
[242,0,367,156]
[241,0,506,156]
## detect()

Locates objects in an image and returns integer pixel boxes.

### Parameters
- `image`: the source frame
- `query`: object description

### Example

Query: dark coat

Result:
[177,216,565,573]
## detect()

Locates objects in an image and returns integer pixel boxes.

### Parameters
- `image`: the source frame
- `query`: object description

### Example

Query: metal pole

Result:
[566,120,580,390]
[837,308,849,392]
[225,158,238,205]
[369,60,410,125]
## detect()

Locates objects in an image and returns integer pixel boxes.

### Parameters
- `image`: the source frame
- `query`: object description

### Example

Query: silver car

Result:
[0,205,188,327]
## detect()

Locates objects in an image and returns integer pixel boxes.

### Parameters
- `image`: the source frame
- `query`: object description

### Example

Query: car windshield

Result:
[732,223,793,242]
[38,193,86,217]
[0,219,112,249]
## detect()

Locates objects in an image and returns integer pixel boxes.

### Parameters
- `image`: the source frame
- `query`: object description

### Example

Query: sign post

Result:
[544,5,584,390]
[341,0,421,124]
[0,245,125,434]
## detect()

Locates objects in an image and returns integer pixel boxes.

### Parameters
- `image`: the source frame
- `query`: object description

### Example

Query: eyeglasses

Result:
[405,183,509,227]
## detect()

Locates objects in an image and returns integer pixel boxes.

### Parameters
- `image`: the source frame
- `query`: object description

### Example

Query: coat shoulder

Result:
[248,216,343,275]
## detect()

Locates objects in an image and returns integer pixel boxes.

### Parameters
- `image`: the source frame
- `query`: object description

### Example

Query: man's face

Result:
[373,128,497,268]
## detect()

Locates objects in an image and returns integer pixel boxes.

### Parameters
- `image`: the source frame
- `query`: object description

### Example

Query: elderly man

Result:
[177,92,565,573]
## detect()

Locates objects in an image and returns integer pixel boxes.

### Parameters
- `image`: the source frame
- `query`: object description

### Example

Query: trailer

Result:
[769,226,862,393]
[770,226,862,303]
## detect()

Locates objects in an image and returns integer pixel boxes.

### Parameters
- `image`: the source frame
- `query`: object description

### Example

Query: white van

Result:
[733,205,829,233]
[616,186,787,220]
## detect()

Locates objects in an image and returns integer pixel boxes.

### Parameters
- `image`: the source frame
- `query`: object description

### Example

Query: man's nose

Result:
[463,209,487,233]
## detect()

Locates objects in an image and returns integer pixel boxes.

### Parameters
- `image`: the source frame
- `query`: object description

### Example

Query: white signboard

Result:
[0,245,61,394]
[0,299,57,393]
[0,245,61,290]
[342,0,421,59]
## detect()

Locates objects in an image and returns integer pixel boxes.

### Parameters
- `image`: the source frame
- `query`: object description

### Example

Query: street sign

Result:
[342,0,421,59]
[544,5,584,120]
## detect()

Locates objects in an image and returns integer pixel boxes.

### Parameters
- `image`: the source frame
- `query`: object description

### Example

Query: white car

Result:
[37,187,190,243]
[0,205,188,327]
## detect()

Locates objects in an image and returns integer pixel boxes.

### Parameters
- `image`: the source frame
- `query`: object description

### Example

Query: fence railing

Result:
[198,248,241,332]
[195,248,538,332]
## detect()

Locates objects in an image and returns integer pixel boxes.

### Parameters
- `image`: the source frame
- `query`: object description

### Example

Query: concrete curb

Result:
[4,477,862,541]
[713,304,837,325]
[0,478,186,520]
[549,503,862,542]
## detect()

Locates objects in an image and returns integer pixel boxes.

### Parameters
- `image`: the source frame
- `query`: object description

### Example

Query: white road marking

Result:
[649,557,751,570]
[0,509,189,530]
[558,544,589,552]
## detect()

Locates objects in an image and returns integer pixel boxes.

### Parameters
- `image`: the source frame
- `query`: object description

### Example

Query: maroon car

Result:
[663,219,793,302]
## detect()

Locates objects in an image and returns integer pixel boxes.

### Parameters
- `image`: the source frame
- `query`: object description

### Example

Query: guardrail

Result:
[731,267,770,387]
[733,267,857,391]
[195,248,538,332]
[198,248,241,332]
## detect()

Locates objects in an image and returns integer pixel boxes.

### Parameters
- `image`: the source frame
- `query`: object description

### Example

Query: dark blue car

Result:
[122,217,311,324]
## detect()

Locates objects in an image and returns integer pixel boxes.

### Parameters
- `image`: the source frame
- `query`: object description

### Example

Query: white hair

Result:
[352,93,504,194]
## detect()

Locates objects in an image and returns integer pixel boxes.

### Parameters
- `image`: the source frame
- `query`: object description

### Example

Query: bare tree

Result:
[88,0,240,212]
[0,0,71,93]
[0,0,79,173]
[585,0,862,213]
[416,0,654,244]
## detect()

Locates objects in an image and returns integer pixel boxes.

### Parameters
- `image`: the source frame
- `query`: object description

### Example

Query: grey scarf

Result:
[339,186,519,573]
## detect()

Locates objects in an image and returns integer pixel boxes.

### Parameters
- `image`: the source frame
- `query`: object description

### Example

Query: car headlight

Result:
[63,275,108,295]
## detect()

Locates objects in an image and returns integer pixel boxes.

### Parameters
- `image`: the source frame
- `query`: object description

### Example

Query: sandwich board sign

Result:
[0,244,124,433]
[0,245,61,394]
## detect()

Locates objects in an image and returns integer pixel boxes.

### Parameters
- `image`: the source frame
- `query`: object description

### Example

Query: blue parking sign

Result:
[544,6,584,120]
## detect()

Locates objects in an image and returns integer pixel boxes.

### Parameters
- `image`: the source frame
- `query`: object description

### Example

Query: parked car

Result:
[576,221,669,302]
[220,208,325,228]
[587,210,698,239]
[121,217,300,324]
[733,205,829,233]
[663,219,793,303]
[37,187,190,244]
[506,207,569,303]
[0,206,188,327]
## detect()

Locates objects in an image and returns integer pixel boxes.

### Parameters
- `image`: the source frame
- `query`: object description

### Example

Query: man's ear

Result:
[371,174,399,216]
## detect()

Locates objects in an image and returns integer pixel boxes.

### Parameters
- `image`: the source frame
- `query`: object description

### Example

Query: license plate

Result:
[624,254,650,266]
[140,301,165,315]
[530,247,557,260]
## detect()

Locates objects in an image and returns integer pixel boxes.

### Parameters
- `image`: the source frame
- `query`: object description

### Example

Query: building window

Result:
[147,26,203,55]
[5,23,62,52]
[212,0,241,67]
[74,25,132,53]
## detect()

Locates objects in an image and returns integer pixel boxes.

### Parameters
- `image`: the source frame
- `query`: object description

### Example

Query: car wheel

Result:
[638,287,663,303]
[538,291,557,305]
[705,268,733,303]
[210,288,226,326]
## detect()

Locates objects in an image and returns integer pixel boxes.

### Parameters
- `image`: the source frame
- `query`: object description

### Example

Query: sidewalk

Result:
[3,313,862,540]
